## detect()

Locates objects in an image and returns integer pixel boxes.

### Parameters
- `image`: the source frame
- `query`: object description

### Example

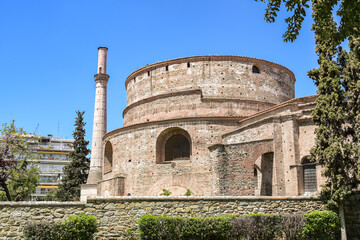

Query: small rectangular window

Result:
[147,71,150,76]
[165,66,168,71]
[187,62,190,68]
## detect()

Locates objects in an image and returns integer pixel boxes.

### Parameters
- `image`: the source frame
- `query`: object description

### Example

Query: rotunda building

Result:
[95,55,312,197]
[81,50,324,200]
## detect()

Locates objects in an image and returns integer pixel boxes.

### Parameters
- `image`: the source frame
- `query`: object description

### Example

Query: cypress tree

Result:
[256,1,360,238]
[56,111,90,201]
[343,32,360,182]
[308,4,359,239]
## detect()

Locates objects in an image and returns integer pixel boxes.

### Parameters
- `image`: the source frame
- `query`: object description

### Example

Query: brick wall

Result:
[124,58,294,126]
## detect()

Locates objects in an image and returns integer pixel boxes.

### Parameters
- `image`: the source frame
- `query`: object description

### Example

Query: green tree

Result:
[255,0,360,44]
[256,1,360,239]
[0,121,39,201]
[6,158,40,201]
[55,111,90,201]
[342,33,360,182]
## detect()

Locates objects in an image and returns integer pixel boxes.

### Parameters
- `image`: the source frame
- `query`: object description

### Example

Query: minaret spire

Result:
[81,47,109,201]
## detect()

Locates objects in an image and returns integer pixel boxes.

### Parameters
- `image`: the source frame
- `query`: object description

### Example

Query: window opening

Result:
[303,158,317,193]
[165,134,190,161]
[252,65,260,74]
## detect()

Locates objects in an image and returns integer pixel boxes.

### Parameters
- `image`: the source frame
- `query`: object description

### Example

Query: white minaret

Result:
[81,47,109,201]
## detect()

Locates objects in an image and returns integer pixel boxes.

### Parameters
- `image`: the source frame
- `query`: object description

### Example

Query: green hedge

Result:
[138,215,233,240]
[138,210,340,240]
[302,210,340,240]
[24,214,98,240]
[231,214,283,240]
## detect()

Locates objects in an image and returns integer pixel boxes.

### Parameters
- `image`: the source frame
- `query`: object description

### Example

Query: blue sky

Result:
[0,0,318,145]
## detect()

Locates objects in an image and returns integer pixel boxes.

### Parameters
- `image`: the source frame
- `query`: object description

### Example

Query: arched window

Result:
[156,128,192,163]
[104,141,113,173]
[303,157,317,193]
[252,65,260,74]
[165,134,190,161]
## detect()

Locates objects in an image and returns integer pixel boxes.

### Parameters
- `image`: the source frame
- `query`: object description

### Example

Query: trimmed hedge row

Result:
[24,214,98,240]
[138,210,340,240]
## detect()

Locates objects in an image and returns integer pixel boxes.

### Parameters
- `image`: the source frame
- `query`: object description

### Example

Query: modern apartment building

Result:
[28,135,74,200]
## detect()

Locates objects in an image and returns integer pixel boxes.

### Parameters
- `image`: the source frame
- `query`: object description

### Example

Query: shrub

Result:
[138,215,182,240]
[138,212,342,240]
[23,214,98,240]
[138,215,233,240]
[230,216,251,239]
[231,214,283,240]
[282,214,305,240]
[180,216,233,240]
[301,210,340,240]
[23,222,59,240]
[58,214,98,240]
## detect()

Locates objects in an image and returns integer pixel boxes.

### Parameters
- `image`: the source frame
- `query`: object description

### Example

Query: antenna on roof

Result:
[34,124,39,136]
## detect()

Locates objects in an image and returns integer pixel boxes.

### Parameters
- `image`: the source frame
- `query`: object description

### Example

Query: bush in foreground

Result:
[138,215,233,240]
[24,214,98,240]
[138,210,340,240]
[301,210,340,240]
[231,214,283,240]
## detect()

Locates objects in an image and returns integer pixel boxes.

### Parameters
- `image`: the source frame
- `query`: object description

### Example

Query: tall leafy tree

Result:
[255,0,360,43]
[56,111,90,201]
[342,33,360,180]
[0,121,39,201]
[256,1,360,239]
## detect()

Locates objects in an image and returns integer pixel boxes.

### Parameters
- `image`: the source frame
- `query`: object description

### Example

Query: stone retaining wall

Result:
[0,196,326,240]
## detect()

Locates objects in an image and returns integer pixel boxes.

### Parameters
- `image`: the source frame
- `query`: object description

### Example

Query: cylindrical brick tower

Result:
[81,47,109,201]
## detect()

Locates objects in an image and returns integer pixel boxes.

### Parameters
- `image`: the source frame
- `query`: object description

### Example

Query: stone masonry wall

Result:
[0,196,326,240]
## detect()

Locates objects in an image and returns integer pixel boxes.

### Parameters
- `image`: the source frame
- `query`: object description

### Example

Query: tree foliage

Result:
[55,111,90,201]
[256,0,310,42]
[311,31,360,209]
[0,121,39,201]
[5,158,40,201]
[302,210,340,240]
[256,0,360,43]
[342,33,360,183]
[257,0,360,207]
